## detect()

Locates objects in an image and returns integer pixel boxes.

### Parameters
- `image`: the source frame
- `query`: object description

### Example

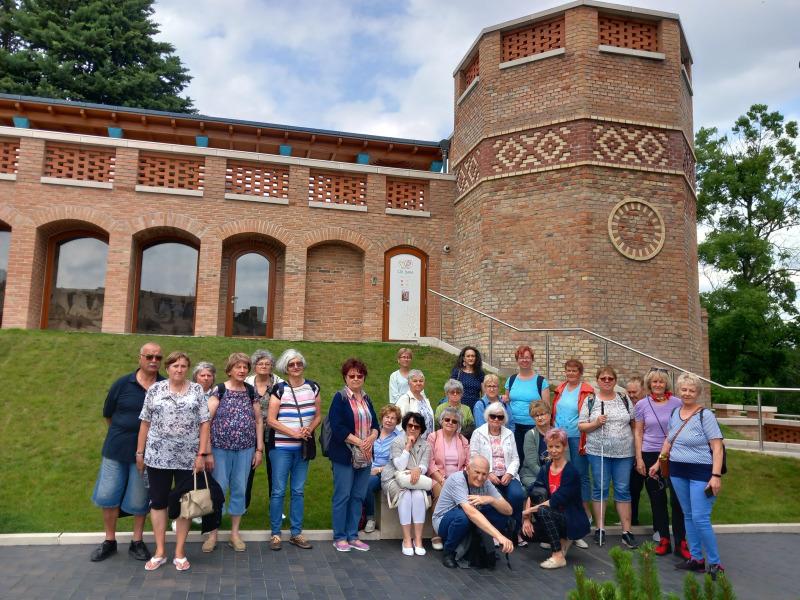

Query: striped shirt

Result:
[668,408,722,465]
[272,380,319,451]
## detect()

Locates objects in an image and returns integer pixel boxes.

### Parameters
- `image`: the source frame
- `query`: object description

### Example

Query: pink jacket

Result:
[427,429,470,480]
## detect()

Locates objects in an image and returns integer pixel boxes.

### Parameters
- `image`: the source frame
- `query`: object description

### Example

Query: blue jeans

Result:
[567,437,591,502]
[269,449,309,536]
[212,446,255,516]
[364,473,382,518]
[91,457,149,515]
[437,505,508,553]
[587,455,633,502]
[331,461,371,541]
[670,476,720,564]
[497,478,525,533]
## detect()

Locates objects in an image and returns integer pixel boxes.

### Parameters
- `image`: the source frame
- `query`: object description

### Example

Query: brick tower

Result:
[449,1,707,378]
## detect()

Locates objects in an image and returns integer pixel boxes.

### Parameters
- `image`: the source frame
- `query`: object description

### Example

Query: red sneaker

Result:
[675,540,691,560]
[655,537,672,556]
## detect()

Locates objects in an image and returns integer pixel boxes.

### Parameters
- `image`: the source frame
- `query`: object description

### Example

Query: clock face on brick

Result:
[607,199,665,261]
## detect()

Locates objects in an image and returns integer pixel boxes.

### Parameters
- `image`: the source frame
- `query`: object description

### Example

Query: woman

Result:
[363,404,401,533]
[634,369,686,558]
[192,361,216,399]
[136,351,211,571]
[381,412,432,556]
[388,348,413,405]
[470,402,526,543]
[328,358,379,552]
[649,373,725,580]
[520,401,570,490]
[521,428,590,569]
[551,359,594,521]
[395,369,435,437]
[434,379,475,439]
[578,365,637,549]
[450,346,485,411]
[473,374,513,430]
[202,353,263,553]
[267,349,320,551]
[504,345,550,461]
[427,406,470,550]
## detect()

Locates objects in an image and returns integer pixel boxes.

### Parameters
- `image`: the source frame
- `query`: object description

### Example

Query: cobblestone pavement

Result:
[0,533,797,599]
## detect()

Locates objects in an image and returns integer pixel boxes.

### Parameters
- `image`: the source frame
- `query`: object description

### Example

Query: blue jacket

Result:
[533,461,591,541]
[326,387,379,466]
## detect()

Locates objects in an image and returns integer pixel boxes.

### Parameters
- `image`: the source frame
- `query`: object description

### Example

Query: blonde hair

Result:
[676,372,703,395]
[645,369,672,393]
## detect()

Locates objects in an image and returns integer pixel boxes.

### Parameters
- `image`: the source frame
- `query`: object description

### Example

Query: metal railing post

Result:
[489,319,494,367]
[603,341,608,365]
[545,333,551,381]
[757,391,764,452]
[439,303,443,341]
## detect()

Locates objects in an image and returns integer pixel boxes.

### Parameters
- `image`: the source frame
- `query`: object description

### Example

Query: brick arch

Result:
[125,212,204,244]
[31,205,114,236]
[377,233,437,259]
[0,204,33,228]
[213,219,292,248]
[302,227,374,254]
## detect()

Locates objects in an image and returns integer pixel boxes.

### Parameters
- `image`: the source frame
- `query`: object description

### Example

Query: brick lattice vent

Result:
[226,161,289,198]
[502,16,565,62]
[598,15,658,52]
[308,171,367,207]
[766,424,800,445]
[138,153,205,190]
[464,54,480,87]
[44,143,116,182]
[386,178,427,211]
[0,138,20,174]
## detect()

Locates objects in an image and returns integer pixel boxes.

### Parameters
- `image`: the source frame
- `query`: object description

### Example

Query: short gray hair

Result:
[275,349,306,373]
[483,402,507,425]
[444,378,464,395]
[469,453,489,470]
[408,369,425,382]
[251,349,275,367]
[192,361,216,382]
[676,372,703,396]
[438,406,463,428]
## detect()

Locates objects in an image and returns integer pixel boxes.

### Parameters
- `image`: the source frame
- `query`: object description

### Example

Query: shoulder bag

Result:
[179,470,214,519]
[286,382,317,461]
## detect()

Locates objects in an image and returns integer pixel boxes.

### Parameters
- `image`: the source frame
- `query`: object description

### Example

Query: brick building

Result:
[0,1,708,379]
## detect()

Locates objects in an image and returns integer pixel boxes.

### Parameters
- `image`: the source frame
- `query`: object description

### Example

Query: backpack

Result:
[215,382,255,402]
[506,373,544,398]
[320,386,347,458]
[462,471,515,570]
[586,392,629,417]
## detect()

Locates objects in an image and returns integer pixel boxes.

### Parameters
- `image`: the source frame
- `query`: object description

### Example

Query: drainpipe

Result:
[439,138,451,173]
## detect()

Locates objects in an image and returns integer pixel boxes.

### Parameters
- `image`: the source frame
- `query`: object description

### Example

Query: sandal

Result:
[173,556,191,571]
[144,555,167,571]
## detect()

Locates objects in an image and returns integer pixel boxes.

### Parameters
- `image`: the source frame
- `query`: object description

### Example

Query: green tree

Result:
[695,104,800,387]
[0,0,194,112]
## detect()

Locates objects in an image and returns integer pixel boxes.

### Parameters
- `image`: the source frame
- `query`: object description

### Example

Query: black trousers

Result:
[245,435,273,510]
[641,451,685,542]
[534,506,567,551]
[630,464,646,526]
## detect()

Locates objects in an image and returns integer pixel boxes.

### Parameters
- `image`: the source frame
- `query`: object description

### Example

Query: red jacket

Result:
[551,381,595,454]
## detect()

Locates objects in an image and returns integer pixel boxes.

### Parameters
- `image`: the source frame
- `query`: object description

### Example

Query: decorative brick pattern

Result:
[682,141,696,188]
[307,171,367,206]
[44,144,115,182]
[491,125,573,172]
[386,178,427,211]
[464,54,480,87]
[0,138,19,174]
[591,124,669,167]
[138,153,205,190]
[598,15,658,52]
[765,423,800,445]
[226,161,289,198]
[502,16,564,62]
[454,152,480,195]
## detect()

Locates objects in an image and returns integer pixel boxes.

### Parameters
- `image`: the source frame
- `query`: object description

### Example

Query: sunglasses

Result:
[488,414,504,421]
[347,373,364,380]
[649,367,669,374]
[287,362,304,369]
[599,376,616,382]
[141,354,163,361]
[442,418,458,424]
[406,422,421,430]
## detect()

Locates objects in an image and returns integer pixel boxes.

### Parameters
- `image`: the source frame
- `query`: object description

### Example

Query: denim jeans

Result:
[567,437,591,502]
[437,505,508,553]
[212,446,255,516]
[331,461,371,541]
[91,457,149,515]
[364,473,382,518]
[670,475,720,564]
[587,455,633,501]
[269,449,309,536]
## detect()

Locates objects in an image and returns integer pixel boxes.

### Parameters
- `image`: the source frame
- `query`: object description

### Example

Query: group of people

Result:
[90,342,725,580]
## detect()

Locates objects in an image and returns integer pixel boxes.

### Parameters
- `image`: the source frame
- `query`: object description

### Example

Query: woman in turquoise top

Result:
[503,344,549,462]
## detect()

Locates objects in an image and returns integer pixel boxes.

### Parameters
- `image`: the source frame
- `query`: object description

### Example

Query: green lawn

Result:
[0,329,798,533]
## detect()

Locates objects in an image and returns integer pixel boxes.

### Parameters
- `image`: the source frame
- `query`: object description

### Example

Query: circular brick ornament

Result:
[607,198,665,261]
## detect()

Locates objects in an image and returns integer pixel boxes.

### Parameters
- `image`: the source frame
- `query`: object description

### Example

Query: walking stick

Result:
[598,400,605,547]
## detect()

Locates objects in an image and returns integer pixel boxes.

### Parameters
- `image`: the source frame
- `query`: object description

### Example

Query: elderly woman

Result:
[473,374,513,430]
[521,401,569,490]
[382,412,432,556]
[578,365,637,549]
[328,358,379,552]
[202,353,263,553]
[470,402,525,542]
[136,351,211,571]
[363,404,401,533]
[649,373,725,580]
[267,349,320,551]
[504,345,550,461]
[521,428,590,569]
[388,348,413,405]
[395,369,435,437]
[450,346,485,411]
[435,379,475,439]
[635,369,686,558]
[192,361,216,399]
[427,406,470,550]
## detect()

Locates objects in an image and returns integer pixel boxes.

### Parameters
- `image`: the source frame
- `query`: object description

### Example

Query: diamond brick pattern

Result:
[455,152,480,194]
[502,16,564,62]
[226,161,289,198]
[138,153,204,190]
[308,171,367,206]
[492,126,572,172]
[592,124,669,167]
[598,15,658,52]
[44,143,115,182]
[0,138,19,174]
[464,53,479,87]
[386,178,427,211]
[683,143,696,188]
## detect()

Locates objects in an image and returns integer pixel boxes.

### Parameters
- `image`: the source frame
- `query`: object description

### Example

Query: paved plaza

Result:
[0,533,797,600]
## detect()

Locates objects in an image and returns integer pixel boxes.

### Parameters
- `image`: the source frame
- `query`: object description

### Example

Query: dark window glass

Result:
[137,242,198,335]
[0,230,9,326]
[232,252,270,336]
[47,236,108,331]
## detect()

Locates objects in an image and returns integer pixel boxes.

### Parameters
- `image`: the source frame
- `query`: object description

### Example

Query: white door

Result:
[388,253,422,340]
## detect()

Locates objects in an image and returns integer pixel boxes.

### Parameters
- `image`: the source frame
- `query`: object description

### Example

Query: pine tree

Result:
[0,0,194,112]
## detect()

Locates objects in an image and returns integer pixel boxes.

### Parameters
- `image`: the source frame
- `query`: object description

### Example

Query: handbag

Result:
[394,469,433,490]
[660,406,702,478]
[351,445,371,469]
[179,470,214,519]
[286,383,317,461]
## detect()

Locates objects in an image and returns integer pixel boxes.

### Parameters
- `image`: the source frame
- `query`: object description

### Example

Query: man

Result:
[89,343,165,562]
[432,454,514,568]
[625,375,647,528]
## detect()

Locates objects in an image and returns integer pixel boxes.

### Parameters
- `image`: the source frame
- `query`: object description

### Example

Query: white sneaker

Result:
[170,520,177,533]
[414,544,426,556]
[431,536,444,551]
[364,519,375,533]
[652,531,661,542]
[192,517,202,525]
[575,538,589,549]
[540,542,551,549]
[402,543,414,556]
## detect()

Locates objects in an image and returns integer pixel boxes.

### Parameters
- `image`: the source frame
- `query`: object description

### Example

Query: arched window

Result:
[227,249,276,337]
[0,226,9,327]
[135,241,198,335]
[42,232,109,331]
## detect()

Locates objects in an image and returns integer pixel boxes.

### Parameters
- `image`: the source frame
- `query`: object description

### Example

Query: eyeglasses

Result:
[347,373,364,380]
[141,354,163,361]
[442,418,458,424]
[598,376,616,382]
[256,361,272,368]
[488,414,504,421]
[287,362,304,369]
[534,413,549,419]
[406,423,421,430]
